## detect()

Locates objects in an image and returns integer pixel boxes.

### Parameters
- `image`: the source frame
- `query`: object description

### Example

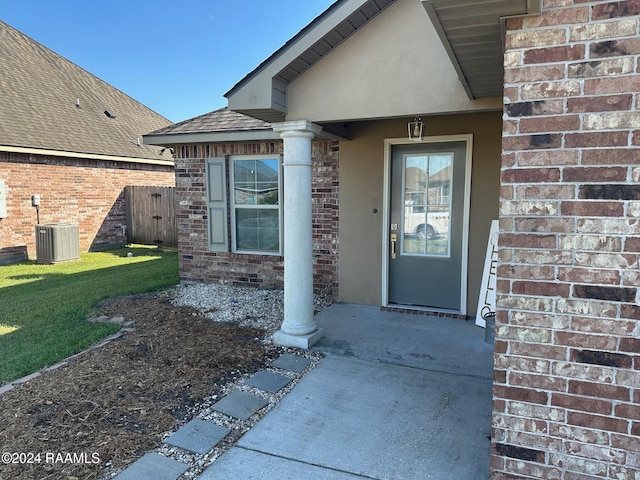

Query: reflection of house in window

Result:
[405,165,428,213]
[427,165,451,206]
[404,154,452,211]
[233,159,279,205]
[231,157,282,254]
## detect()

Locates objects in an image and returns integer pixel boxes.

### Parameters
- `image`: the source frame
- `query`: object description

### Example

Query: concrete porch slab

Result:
[191,304,493,480]
[312,303,494,379]
[232,354,492,480]
[198,447,366,480]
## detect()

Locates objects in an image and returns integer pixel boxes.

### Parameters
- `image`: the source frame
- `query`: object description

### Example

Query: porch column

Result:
[272,120,324,349]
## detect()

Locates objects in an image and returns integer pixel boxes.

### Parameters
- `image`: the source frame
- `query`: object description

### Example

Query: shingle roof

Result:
[147,107,272,136]
[144,107,279,145]
[0,20,173,163]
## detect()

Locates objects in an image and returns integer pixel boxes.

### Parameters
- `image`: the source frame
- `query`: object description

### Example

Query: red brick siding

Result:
[175,141,339,296]
[495,1,640,478]
[0,151,174,262]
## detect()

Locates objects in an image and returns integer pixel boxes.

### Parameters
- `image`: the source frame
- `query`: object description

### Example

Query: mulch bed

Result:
[0,291,282,480]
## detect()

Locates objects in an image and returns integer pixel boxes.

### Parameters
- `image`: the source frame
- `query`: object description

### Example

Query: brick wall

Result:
[494,1,640,478]
[0,151,174,263]
[175,141,339,296]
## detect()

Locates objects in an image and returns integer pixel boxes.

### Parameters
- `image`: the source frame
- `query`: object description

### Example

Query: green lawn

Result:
[0,246,178,385]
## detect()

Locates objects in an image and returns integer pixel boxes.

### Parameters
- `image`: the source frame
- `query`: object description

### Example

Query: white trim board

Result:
[0,145,173,166]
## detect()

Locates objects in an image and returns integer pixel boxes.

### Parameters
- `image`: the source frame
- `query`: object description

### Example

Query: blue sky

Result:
[2,1,336,123]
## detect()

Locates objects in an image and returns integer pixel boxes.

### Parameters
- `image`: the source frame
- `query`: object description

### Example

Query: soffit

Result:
[274,0,395,85]
[422,0,540,99]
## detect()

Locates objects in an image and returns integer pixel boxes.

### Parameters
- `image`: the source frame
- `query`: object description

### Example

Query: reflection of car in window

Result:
[404,209,450,240]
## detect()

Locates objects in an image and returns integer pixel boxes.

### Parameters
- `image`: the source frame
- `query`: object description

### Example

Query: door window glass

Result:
[402,153,452,256]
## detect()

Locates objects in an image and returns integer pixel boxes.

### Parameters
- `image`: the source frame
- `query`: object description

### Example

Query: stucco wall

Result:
[0,152,174,263]
[338,111,502,313]
[286,0,500,123]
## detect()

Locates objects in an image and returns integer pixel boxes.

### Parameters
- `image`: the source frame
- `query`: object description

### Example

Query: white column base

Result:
[273,328,324,349]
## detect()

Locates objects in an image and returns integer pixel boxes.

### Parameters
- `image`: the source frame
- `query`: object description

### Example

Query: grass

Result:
[0,246,178,385]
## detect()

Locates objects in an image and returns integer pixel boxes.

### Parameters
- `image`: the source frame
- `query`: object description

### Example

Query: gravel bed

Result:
[171,283,333,340]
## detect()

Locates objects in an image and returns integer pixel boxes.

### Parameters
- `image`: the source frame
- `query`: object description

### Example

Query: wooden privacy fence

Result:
[125,186,177,248]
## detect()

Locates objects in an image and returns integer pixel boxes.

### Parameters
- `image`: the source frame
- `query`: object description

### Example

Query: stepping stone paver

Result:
[113,452,189,480]
[212,390,269,420]
[271,353,313,373]
[244,370,292,393]
[110,355,319,478]
[165,418,230,455]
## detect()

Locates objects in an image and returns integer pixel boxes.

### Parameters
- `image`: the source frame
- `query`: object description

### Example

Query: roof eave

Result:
[224,0,346,99]
[143,129,282,146]
[422,0,542,100]
[225,0,396,123]
[0,145,174,166]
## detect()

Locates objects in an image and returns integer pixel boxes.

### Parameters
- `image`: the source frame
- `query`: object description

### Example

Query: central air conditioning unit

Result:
[35,224,80,264]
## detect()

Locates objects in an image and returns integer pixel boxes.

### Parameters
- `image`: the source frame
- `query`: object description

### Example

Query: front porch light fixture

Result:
[408,117,424,142]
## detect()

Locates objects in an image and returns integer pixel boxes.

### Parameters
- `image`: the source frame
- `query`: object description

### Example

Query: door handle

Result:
[390,233,397,259]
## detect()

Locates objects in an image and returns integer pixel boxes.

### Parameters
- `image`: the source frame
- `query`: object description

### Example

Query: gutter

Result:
[0,145,174,167]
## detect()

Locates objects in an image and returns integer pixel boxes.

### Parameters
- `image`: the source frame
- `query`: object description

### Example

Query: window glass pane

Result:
[402,153,452,257]
[403,155,428,254]
[235,208,280,252]
[428,155,452,206]
[234,159,279,205]
[404,155,428,212]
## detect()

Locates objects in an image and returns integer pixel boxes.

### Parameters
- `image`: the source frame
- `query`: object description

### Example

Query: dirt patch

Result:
[0,291,282,480]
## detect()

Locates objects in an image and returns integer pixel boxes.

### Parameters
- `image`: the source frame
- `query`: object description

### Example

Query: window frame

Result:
[229,154,283,256]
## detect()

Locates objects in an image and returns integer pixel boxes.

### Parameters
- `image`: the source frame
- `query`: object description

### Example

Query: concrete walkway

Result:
[116,304,494,480]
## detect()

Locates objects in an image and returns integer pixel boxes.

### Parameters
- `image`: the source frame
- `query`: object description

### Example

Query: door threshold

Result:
[381,304,466,320]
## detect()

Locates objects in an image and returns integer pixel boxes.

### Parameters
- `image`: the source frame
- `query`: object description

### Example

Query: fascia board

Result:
[0,145,173,166]
[142,130,281,146]
[225,0,373,101]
